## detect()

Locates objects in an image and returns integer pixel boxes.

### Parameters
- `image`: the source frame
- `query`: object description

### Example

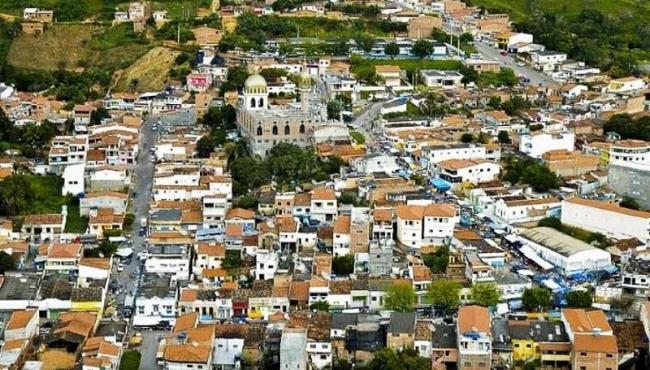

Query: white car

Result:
[117,264,124,272]
[517,61,526,67]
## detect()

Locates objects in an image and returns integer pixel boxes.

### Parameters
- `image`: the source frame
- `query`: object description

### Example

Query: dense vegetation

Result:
[229,143,343,195]
[538,217,607,247]
[603,114,650,141]
[0,110,59,158]
[502,156,559,192]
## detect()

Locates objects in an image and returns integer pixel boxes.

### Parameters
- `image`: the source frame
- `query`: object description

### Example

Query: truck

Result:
[140,217,147,228]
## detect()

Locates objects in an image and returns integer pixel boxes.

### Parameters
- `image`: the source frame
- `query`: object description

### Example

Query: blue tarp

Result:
[430,177,451,191]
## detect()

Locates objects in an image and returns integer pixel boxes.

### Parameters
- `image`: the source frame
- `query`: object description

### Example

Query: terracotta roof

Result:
[395,204,457,220]
[196,243,226,257]
[79,258,110,270]
[202,268,227,278]
[48,243,82,259]
[23,213,63,225]
[310,276,329,288]
[294,192,311,206]
[174,312,199,333]
[565,197,650,219]
[612,139,649,148]
[333,215,351,234]
[573,334,618,353]
[412,265,432,282]
[6,309,36,330]
[164,343,212,363]
[2,339,27,352]
[180,289,198,302]
[458,305,490,333]
[225,223,243,237]
[438,158,489,170]
[375,65,401,74]
[289,281,310,301]
[54,312,96,339]
[313,254,332,276]
[226,208,256,219]
[98,341,120,357]
[311,187,336,201]
[562,309,612,334]
[373,208,393,222]
[182,210,203,223]
[84,191,128,199]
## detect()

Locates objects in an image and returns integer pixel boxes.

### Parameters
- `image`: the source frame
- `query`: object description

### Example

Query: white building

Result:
[61,163,85,196]
[518,227,611,274]
[255,250,279,280]
[352,153,400,175]
[607,76,647,94]
[433,159,500,186]
[494,197,561,224]
[280,329,308,370]
[519,131,575,159]
[395,203,458,248]
[133,274,178,327]
[421,143,488,169]
[213,338,244,370]
[310,187,337,224]
[561,197,650,243]
[609,140,650,167]
[531,51,568,71]
[419,70,464,88]
[457,306,492,369]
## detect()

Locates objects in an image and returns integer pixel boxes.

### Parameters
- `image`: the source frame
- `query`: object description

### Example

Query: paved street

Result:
[352,102,384,148]
[113,115,157,312]
[139,330,164,370]
[474,42,554,85]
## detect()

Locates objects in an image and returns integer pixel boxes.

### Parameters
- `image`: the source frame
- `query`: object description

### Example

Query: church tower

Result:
[243,74,268,111]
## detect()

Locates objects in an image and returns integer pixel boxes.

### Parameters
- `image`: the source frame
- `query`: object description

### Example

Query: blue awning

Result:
[430,177,451,191]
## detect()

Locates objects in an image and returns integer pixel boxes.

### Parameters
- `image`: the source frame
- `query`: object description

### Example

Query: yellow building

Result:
[509,320,570,365]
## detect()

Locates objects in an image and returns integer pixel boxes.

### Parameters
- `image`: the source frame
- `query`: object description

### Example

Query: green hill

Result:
[470,0,650,21]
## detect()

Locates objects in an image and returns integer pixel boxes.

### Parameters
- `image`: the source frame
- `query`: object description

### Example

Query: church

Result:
[235,69,339,157]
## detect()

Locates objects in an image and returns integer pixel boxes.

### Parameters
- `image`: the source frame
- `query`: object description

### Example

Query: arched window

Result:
[250,98,256,108]
[258,97,264,107]
[257,126,263,136]
[272,125,278,135]
[284,125,290,135]
[299,124,305,134]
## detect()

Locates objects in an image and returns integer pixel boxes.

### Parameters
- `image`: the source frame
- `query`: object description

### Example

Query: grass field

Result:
[18,175,88,233]
[471,0,650,21]
[8,23,152,72]
[113,46,180,92]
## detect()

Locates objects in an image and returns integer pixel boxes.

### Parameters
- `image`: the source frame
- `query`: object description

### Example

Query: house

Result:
[408,16,442,39]
[606,76,646,94]
[89,166,129,191]
[531,51,568,71]
[4,309,38,341]
[375,65,402,87]
[79,192,128,217]
[494,197,561,224]
[133,273,177,327]
[305,312,332,369]
[431,323,458,368]
[561,197,650,242]
[421,143,488,168]
[192,26,222,46]
[310,187,337,224]
[255,250,279,280]
[280,328,308,370]
[457,305,492,370]
[387,312,416,350]
[571,335,618,370]
[186,73,213,92]
[45,243,82,272]
[353,153,400,175]
[519,228,611,275]
[433,159,500,187]
[163,324,215,370]
[519,130,575,159]
[371,208,393,242]
[542,150,599,177]
[509,320,570,364]
[88,208,125,239]
[395,203,458,248]
[23,8,54,22]
[621,257,650,297]
[419,70,464,88]
[463,58,501,74]
[193,243,226,277]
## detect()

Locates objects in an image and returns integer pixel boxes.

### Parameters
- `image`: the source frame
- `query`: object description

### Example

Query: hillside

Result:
[113,46,180,92]
[471,0,650,21]
[8,23,152,72]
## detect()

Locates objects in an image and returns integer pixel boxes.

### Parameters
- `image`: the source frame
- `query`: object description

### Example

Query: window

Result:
[272,125,278,135]
[257,126,263,136]
[580,352,587,357]
[478,363,486,368]
[285,125,290,135]
[606,354,613,358]
[250,98,256,108]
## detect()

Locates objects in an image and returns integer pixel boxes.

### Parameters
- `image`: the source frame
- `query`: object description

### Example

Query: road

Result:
[352,102,384,148]
[474,42,554,85]
[113,114,157,315]
[139,330,164,370]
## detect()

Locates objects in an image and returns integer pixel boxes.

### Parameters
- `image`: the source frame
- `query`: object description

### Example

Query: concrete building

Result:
[457,305,492,370]
[433,159,500,186]
[608,139,650,209]
[280,328,308,370]
[494,197,561,224]
[561,197,650,243]
[542,150,599,177]
[419,70,464,88]
[519,131,575,159]
[395,203,458,248]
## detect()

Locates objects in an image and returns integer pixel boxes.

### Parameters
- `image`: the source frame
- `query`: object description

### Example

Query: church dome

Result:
[298,71,312,89]
[244,74,267,93]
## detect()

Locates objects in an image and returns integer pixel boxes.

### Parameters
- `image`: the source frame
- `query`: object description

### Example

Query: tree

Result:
[427,279,461,311]
[233,194,258,209]
[221,66,250,92]
[122,213,136,230]
[522,287,552,312]
[460,133,474,143]
[361,348,431,370]
[412,39,433,59]
[422,246,449,273]
[565,290,593,308]
[620,196,640,210]
[0,175,33,216]
[350,131,365,144]
[384,281,417,312]
[410,173,425,186]
[609,294,635,313]
[119,351,141,370]
[355,33,375,53]
[384,42,400,59]
[538,216,562,229]
[0,251,16,273]
[471,283,501,307]
[498,131,511,144]
[196,130,226,158]
[332,255,354,275]
[310,301,330,312]
[90,107,110,125]
[223,250,242,269]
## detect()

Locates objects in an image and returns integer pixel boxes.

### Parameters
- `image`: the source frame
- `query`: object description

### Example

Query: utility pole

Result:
[177,23,180,44]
